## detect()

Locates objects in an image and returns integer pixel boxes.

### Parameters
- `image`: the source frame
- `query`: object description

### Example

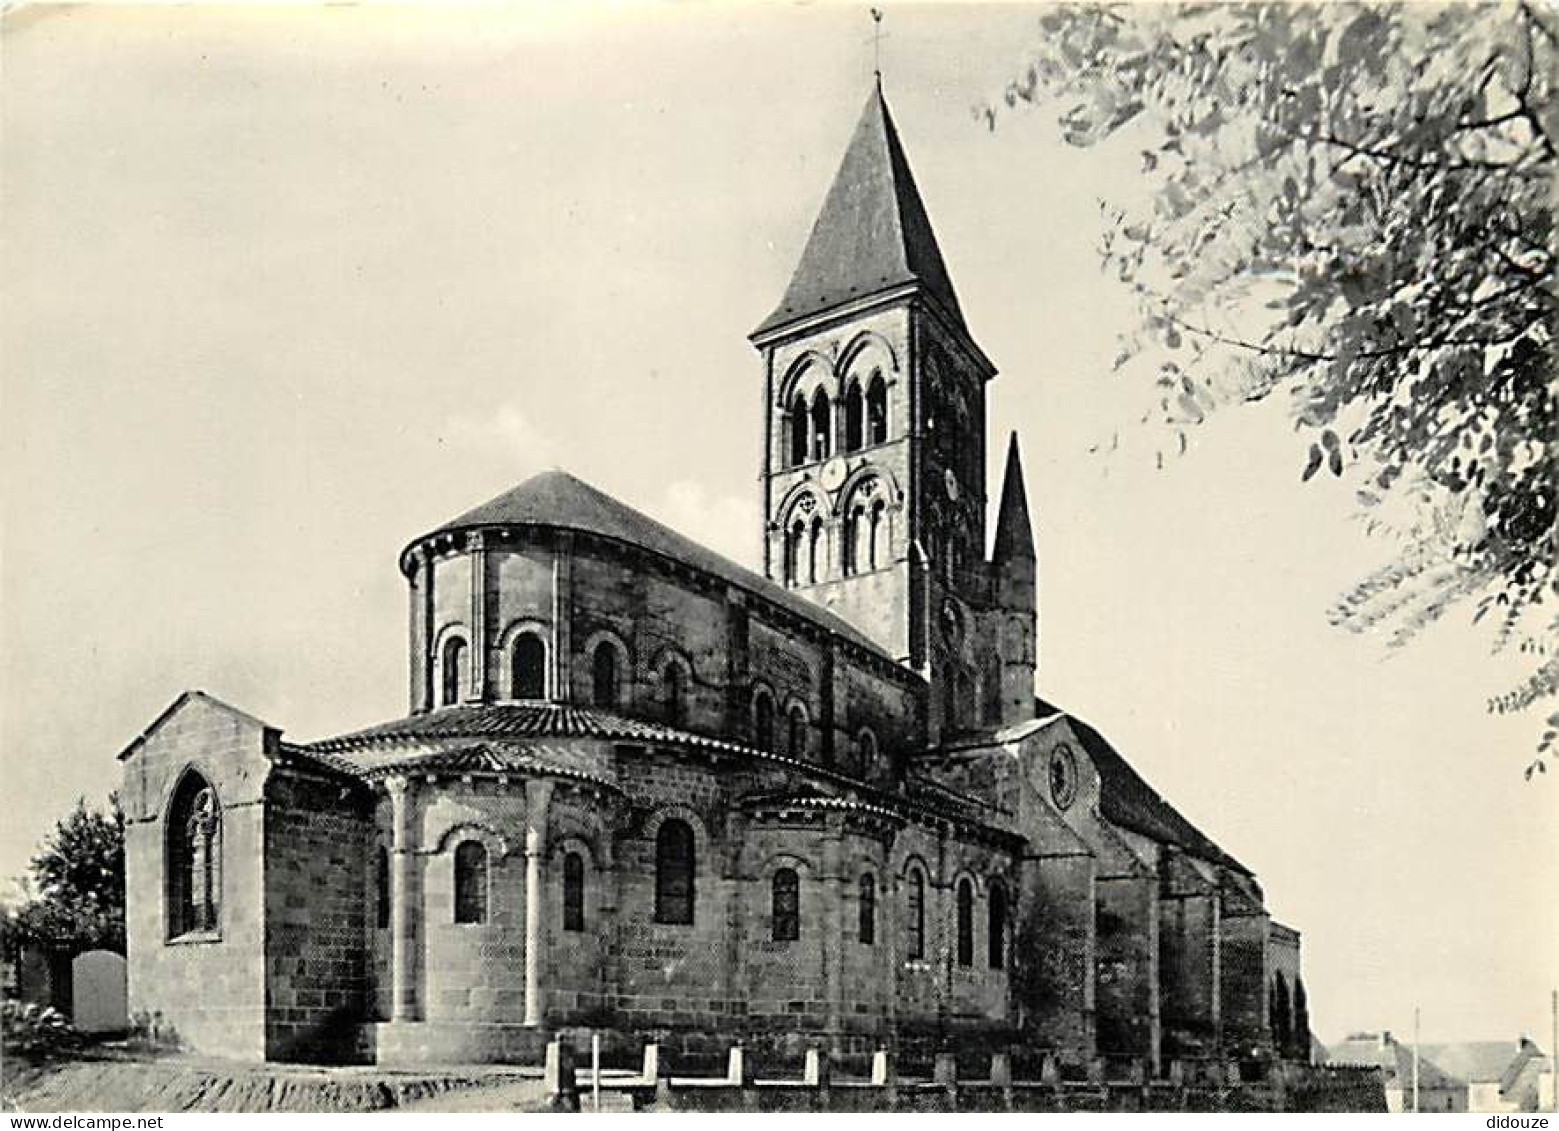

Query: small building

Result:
[1418,1038,1553,1113]
[1327,1032,1469,1113]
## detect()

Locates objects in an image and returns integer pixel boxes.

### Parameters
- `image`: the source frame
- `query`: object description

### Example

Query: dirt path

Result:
[4,1053,547,1114]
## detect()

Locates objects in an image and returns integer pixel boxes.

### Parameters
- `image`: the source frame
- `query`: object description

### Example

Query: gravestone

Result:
[71,950,127,1033]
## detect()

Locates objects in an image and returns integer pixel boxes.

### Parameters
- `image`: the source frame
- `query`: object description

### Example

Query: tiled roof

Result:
[752,83,967,339]
[740,791,904,821]
[300,701,757,758]
[357,741,618,790]
[1052,702,1252,875]
[416,470,898,664]
[1326,1039,1462,1088]
[1417,1041,1533,1085]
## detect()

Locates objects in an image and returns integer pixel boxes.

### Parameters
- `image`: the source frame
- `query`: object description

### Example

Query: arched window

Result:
[956,877,975,967]
[858,873,876,945]
[453,840,488,924]
[906,868,926,960]
[772,867,800,942]
[1293,978,1311,1057]
[784,520,805,587]
[867,373,888,444]
[809,389,831,461]
[513,633,546,699]
[591,641,619,707]
[842,506,860,576]
[843,380,864,451]
[441,636,467,707]
[789,394,809,467]
[753,688,775,750]
[375,845,390,930]
[868,499,886,569]
[1271,973,1293,1051]
[654,819,695,925]
[562,851,585,932]
[857,728,878,778]
[988,880,1007,970]
[167,771,221,937]
[787,703,807,758]
[661,658,686,725]
[807,517,823,583]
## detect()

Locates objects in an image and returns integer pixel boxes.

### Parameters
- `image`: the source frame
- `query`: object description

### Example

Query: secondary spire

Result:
[993,432,1036,562]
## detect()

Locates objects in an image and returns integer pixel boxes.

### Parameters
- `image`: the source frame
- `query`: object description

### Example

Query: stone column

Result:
[552,537,572,701]
[468,532,489,701]
[821,825,844,1034]
[387,775,420,1022]
[523,778,555,1026]
[410,546,434,714]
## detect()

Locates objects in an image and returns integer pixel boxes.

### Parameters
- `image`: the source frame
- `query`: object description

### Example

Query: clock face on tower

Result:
[820,457,847,493]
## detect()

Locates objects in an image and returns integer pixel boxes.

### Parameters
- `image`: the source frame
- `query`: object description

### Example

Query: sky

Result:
[2,3,1554,1048]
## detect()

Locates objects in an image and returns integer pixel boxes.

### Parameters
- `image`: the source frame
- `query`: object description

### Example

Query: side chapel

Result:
[119,84,1309,1071]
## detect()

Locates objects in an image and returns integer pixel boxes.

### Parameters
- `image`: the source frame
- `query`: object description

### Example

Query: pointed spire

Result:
[753,84,966,339]
[992,432,1035,562]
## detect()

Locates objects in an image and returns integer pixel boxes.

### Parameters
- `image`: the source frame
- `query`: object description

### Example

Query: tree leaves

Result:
[992,0,1557,772]
[11,794,125,955]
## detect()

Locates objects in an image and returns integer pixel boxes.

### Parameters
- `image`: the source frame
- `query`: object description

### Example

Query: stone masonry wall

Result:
[1219,910,1271,1054]
[1158,892,1219,1059]
[1095,875,1159,1062]
[120,694,272,1060]
[262,768,372,1061]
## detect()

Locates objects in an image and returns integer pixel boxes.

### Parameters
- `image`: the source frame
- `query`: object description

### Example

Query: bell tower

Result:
[750,83,1031,741]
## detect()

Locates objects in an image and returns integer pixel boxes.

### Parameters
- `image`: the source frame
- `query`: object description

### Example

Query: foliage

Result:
[1,1000,82,1059]
[988,2,1556,772]
[10,796,126,956]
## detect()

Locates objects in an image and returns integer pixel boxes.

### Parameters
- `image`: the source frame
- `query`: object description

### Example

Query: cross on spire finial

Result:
[870,8,885,83]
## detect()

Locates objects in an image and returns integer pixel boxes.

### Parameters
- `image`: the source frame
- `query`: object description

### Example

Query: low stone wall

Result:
[545,1041,1384,1114]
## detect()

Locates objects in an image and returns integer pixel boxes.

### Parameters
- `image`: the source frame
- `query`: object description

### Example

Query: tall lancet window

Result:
[866,373,888,444]
[843,380,864,451]
[842,505,861,576]
[905,868,926,960]
[787,703,807,758]
[562,851,586,933]
[591,641,619,707]
[807,517,823,583]
[771,868,800,942]
[809,389,831,461]
[655,819,696,925]
[784,520,805,587]
[753,688,775,751]
[789,394,809,467]
[513,633,547,699]
[956,877,975,967]
[988,879,1008,970]
[869,499,886,569]
[168,772,221,938]
[441,636,467,707]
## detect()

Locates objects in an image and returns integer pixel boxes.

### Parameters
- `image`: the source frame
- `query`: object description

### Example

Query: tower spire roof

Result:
[753,84,966,339]
[992,432,1035,562]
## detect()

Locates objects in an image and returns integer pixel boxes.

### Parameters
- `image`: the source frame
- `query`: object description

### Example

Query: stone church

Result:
[119,85,1308,1071]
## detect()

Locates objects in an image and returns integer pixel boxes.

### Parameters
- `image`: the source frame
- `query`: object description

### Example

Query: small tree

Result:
[11,795,126,957]
[989,2,1555,772]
